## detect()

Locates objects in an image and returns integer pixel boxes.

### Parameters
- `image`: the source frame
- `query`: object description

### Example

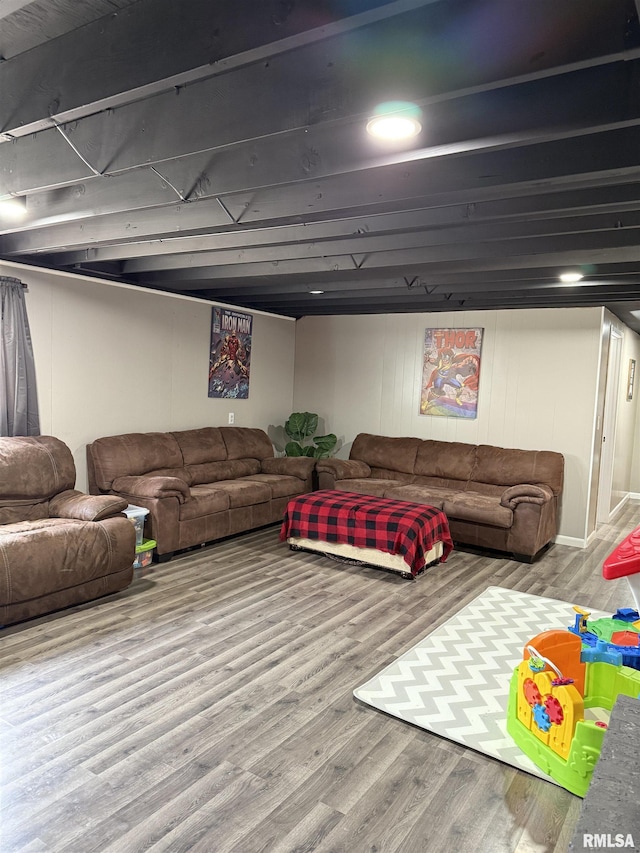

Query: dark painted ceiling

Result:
[2,0,640,333]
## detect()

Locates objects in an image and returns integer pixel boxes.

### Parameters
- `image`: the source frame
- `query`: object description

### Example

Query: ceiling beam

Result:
[3,125,640,261]
[0,0,38,16]
[26,184,640,266]
[7,119,620,227]
[3,0,635,140]
[5,170,640,261]
[118,209,640,273]
[3,0,433,138]
[2,44,640,195]
[208,285,640,317]
[185,274,640,303]
[231,284,640,309]
[130,227,640,285]
[217,127,640,225]
[235,285,640,315]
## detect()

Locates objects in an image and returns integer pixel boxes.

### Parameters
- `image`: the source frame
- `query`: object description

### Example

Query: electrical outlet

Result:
[228,412,235,424]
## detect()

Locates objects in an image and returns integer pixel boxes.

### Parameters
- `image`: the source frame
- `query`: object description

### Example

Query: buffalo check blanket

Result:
[280,490,453,576]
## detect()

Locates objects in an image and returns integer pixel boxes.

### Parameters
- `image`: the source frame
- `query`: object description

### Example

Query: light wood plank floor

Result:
[2,501,639,853]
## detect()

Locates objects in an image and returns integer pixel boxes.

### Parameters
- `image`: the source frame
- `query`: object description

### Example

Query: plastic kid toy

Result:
[506,522,640,797]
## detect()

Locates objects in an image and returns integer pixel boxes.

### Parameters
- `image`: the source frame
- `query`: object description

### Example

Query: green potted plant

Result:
[284,412,337,458]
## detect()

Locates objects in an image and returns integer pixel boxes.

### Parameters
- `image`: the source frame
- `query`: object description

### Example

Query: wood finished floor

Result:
[2,501,639,853]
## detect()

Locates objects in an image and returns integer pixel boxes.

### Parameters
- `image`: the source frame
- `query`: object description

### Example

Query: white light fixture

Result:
[0,196,27,220]
[309,290,324,295]
[366,101,422,141]
[559,271,584,283]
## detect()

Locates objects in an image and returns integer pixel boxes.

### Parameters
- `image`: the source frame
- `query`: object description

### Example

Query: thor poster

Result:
[208,308,252,399]
[420,328,483,418]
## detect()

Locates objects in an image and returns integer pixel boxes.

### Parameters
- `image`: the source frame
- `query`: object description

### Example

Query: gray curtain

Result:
[0,276,40,436]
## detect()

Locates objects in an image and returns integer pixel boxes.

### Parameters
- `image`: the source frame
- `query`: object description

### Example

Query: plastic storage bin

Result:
[123,504,149,547]
[134,538,156,570]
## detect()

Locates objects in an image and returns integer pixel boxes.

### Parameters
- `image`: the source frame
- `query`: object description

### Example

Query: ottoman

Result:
[280,489,453,578]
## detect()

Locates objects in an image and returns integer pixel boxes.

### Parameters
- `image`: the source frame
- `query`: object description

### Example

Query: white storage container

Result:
[123,504,149,547]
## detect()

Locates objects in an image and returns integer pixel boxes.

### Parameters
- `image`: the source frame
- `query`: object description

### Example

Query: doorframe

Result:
[596,326,623,524]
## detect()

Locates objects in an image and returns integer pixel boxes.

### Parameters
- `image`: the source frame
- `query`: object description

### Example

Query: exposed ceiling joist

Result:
[3,53,640,196]
[3,0,434,138]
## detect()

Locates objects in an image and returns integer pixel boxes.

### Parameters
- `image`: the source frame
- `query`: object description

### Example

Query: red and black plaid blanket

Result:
[280,490,453,575]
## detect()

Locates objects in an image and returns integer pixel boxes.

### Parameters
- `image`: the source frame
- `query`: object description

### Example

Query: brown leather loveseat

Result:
[0,436,136,627]
[316,433,564,562]
[87,426,316,561]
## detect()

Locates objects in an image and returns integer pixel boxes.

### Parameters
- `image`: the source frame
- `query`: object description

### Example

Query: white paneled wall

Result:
[294,307,605,542]
[7,263,296,490]
[7,254,637,543]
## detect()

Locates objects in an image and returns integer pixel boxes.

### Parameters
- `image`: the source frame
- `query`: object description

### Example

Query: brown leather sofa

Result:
[0,436,136,627]
[316,433,564,562]
[87,426,316,561]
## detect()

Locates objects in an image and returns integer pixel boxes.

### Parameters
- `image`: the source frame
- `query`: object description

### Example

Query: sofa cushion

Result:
[243,473,307,499]
[383,484,461,510]
[146,467,192,484]
[413,440,477,482]
[471,445,564,495]
[334,478,391,497]
[179,486,230,520]
[172,428,227,465]
[89,432,183,490]
[444,493,513,528]
[350,433,421,475]
[220,427,274,461]
[207,478,272,507]
[412,474,468,490]
[0,503,49,525]
[187,459,261,485]
[369,468,416,482]
[463,481,503,497]
[0,435,76,500]
[261,457,316,480]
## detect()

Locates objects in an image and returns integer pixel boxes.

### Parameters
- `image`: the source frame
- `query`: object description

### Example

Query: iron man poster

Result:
[208,308,252,399]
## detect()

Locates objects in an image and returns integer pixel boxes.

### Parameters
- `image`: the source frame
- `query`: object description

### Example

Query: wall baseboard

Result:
[555,534,587,549]
[607,493,630,523]
[562,493,639,551]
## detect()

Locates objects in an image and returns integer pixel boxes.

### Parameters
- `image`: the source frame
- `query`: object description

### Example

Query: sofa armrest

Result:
[315,459,371,480]
[49,489,129,521]
[261,457,316,479]
[111,475,190,504]
[500,483,553,509]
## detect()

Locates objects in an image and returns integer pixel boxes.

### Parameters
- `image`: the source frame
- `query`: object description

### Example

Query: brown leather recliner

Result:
[0,436,136,627]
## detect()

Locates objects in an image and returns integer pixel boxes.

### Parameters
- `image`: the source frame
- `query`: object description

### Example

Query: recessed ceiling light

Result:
[0,196,27,220]
[559,271,584,283]
[309,290,324,294]
[366,101,422,140]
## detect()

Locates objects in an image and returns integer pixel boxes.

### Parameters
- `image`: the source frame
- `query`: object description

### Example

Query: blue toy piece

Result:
[532,703,551,732]
[613,608,640,622]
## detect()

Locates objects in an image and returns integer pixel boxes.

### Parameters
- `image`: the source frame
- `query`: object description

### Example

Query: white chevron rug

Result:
[354,585,608,783]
